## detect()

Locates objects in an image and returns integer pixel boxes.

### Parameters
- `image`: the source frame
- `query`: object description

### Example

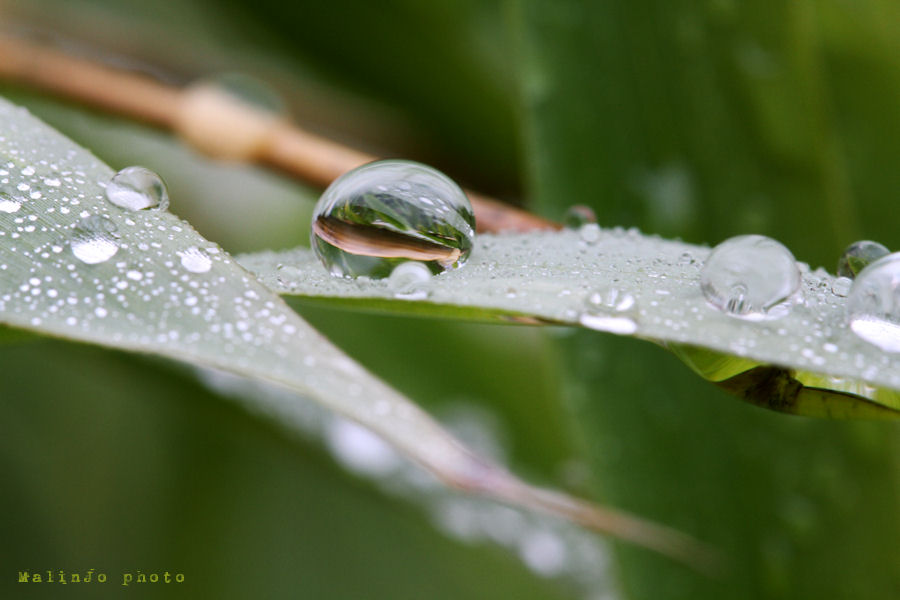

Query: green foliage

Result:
[2,1,900,599]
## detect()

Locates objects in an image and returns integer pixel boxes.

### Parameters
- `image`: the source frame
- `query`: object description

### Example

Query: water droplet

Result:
[578,288,638,334]
[563,204,597,228]
[0,192,21,213]
[105,166,169,211]
[388,261,431,300]
[847,252,900,352]
[311,159,475,279]
[836,240,889,279]
[831,276,851,297]
[70,215,119,264]
[578,223,601,243]
[178,246,212,273]
[700,234,800,320]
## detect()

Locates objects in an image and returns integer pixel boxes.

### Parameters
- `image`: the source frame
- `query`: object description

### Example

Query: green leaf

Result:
[0,95,712,566]
[510,1,900,598]
[239,231,900,418]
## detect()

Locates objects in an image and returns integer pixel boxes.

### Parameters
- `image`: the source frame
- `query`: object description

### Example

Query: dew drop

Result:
[388,261,432,300]
[831,276,852,297]
[310,159,475,279]
[578,223,601,243]
[105,166,169,211]
[0,192,21,213]
[70,215,119,264]
[563,204,597,228]
[178,246,212,273]
[846,252,900,352]
[700,234,800,320]
[578,288,638,334]
[836,240,889,279]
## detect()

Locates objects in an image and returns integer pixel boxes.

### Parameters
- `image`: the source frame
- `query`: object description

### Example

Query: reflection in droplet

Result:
[105,166,169,211]
[847,253,900,352]
[177,246,212,273]
[837,240,889,279]
[388,261,432,300]
[70,215,119,264]
[310,160,475,279]
[700,234,800,320]
[562,204,596,229]
[578,288,638,334]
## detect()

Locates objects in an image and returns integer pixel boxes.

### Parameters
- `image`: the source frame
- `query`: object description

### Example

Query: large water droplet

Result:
[105,166,169,211]
[311,159,475,279]
[388,261,431,300]
[701,234,800,320]
[178,246,212,273]
[563,204,597,228]
[71,215,120,264]
[578,288,638,334]
[836,240,889,279]
[847,252,900,352]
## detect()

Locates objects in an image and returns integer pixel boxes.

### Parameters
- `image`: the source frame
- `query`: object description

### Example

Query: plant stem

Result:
[0,34,559,234]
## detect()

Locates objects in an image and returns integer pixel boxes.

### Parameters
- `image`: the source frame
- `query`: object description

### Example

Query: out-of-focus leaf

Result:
[0,339,574,600]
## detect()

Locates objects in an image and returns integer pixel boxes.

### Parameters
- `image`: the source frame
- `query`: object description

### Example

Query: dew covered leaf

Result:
[0,95,488,487]
[0,96,712,564]
[240,229,900,418]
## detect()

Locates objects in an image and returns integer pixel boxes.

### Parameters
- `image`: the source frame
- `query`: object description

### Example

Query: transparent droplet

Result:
[105,166,169,211]
[388,261,431,300]
[831,276,852,297]
[0,192,21,213]
[71,215,120,264]
[578,288,638,334]
[563,204,597,228]
[847,252,900,352]
[178,246,212,273]
[311,159,475,279]
[836,240,889,279]
[579,223,601,243]
[700,234,800,320]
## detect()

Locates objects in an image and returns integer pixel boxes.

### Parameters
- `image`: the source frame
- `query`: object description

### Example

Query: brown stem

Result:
[0,34,559,234]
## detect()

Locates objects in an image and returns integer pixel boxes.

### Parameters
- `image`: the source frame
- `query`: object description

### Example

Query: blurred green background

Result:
[1,1,899,599]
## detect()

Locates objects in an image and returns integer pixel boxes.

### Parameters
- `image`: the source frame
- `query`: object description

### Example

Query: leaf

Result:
[0,95,713,567]
[510,1,900,599]
[239,230,900,418]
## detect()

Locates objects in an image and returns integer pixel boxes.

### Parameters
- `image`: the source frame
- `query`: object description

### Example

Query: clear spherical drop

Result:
[563,204,597,228]
[71,215,119,264]
[177,246,212,273]
[578,288,638,334]
[388,261,431,300]
[579,223,601,243]
[311,159,475,279]
[105,166,169,211]
[836,240,889,279]
[846,252,900,352]
[831,276,852,297]
[700,234,800,320]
